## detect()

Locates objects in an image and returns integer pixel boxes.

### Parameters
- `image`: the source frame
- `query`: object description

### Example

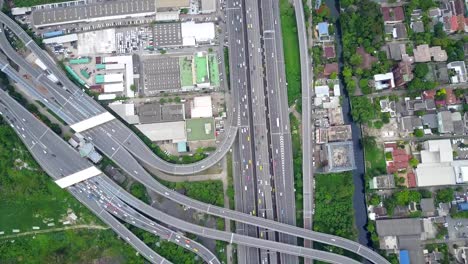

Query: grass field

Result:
[194,54,209,84]
[313,172,357,241]
[363,137,387,176]
[208,54,220,86]
[13,0,68,7]
[179,57,194,87]
[186,117,215,141]
[279,0,301,106]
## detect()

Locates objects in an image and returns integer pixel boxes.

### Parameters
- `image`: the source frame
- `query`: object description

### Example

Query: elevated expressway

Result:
[0,87,362,264]
[0,11,390,264]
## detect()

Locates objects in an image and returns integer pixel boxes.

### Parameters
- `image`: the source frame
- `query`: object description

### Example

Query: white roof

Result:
[181,22,215,45]
[104,73,124,83]
[34,58,47,71]
[11,7,31,15]
[136,121,186,143]
[55,166,101,188]
[103,83,124,93]
[374,72,395,90]
[103,56,134,98]
[200,0,216,13]
[70,112,115,132]
[43,34,78,44]
[155,11,179,21]
[333,84,341,96]
[98,94,117,100]
[416,163,456,187]
[314,85,330,98]
[423,139,453,163]
[191,96,213,118]
[105,64,125,70]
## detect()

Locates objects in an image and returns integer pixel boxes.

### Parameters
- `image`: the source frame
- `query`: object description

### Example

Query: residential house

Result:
[380,99,397,118]
[401,116,423,133]
[369,174,396,189]
[323,45,336,59]
[356,46,377,69]
[317,22,331,41]
[413,44,448,62]
[438,111,455,133]
[420,198,436,217]
[386,43,406,61]
[374,72,395,90]
[323,63,338,77]
[411,9,425,33]
[392,61,413,87]
[327,125,352,142]
[385,23,408,40]
[421,114,438,129]
[447,61,467,83]
[382,6,405,24]
[387,148,410,174]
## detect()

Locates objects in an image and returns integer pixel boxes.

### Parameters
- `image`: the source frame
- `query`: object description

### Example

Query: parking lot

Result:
[142,56,181,95]
[116,27,153,54]
[447,216,468,239]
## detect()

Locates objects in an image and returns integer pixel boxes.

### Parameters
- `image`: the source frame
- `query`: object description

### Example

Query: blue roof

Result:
[318,22,329,36]
[399,250,410,264]
[177,142,187,153]
[458,202,468,211]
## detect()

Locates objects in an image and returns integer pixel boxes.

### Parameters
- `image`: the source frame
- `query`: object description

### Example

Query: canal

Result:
[325,0,372,248]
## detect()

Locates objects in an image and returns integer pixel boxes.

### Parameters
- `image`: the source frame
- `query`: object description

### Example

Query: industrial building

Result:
[191,96,213,118]
[181,22,215,46]
[137,103,185,124]
[103,56,135,98]
[108,102,140,124]
[200,0,216,13]
[136,121,186,143]
[186,117,215,142]
[43,34,78,45]
[32,0,156,28]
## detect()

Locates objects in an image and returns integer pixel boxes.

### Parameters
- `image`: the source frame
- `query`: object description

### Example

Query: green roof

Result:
[195,54,209,84]
[179,56,194,87]
[186,118,215,141]
[80,69,90,79]
[95,75,105,84]
[208,54,219,86]
[96,64,106,70]
[64,66,86,86]
[69,58,90,65]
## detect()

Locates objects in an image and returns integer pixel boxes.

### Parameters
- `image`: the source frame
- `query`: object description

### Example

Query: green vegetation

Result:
[179,57,194,87]
[383,190,422,216]
[290,114,303,227]
[223,47,230,90]
[129,226,201,264]
[313,172,357,240]
[12,0,70,7]
[226,153,235,210]
[161,180,224,207]
[409,157,419,168]
[435,188,454,204]
[279,0,301,106]
[129,182,150,204]
[351,96,376,124]
[363,137,386,176]
[425,243,452,264]
[414,128,425,138]
[0,229,145,263]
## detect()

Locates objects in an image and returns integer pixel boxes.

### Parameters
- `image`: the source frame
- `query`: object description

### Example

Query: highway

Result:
[0,88,169,264]
[0,87,364,264]
[258,0,298,263]
[225,0,261,262]
[0,10,391,264]
[0,11,239,176]
[292,0,315,259]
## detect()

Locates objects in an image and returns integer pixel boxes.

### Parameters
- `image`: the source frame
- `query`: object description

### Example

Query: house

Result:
[314,85,330,98]
[386,23,408,39]
[447,61,467,83]
[323,45,336,59]
[323,63,338,77]
[438,111,454,133]
[392,61,413,87]
[317,22,331,41]
[401,116,423,132]
[386,43,406,61]
[369,174,396,189]
[413,45,448,62]
[387,148,410,173]
[382,6,405,24]
[420,198,436,217]
[411,9,425,33]
[380,99,397,117]
[421,114,438,129]
[356,46,377,69]
[374,72,395,90]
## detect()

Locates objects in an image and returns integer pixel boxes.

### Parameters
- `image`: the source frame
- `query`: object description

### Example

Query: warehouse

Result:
[43,34,78,45]
[32,0,156,28]
[103,83,125,93]
[136,121,186,143]
[181,22,215,46]
[190,96,213,118]
[77,29,116,55]
[103,56,135,98]
[95,74,124,84]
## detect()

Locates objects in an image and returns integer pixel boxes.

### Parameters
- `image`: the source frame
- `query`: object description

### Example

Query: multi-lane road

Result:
[0,8,391,264]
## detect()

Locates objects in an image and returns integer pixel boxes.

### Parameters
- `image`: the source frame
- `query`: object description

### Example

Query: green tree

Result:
[394,190,422,205]
[350,53,363,67]
[414,128,424,137]
[351,96,375,123]
[414,63,429,79]
[409,157,419,168]
[436,188,454,203]
[130,84,136,92]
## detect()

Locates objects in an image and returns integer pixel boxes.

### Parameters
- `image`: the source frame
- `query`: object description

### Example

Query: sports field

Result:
[195,54,209,84]
[208,54,220,86]
[186,117,215,141]
[179,57,194,87]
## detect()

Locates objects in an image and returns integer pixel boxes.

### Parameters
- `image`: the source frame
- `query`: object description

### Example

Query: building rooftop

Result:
[137,103,185,124]
[420,198,436,215]
[186,117,215,141]
[136,121,186,143]
[369,174,396,189]
[327,125,352,142]
[317,22,329,36]
[376,218,422,236]
[191,96,213,118]
[381,6,405,23]
[324,141,356,172]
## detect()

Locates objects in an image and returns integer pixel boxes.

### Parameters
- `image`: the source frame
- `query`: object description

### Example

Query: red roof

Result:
[381,6,405,23]
[324,46,336,59]
[445,88,458,105]
[387,148,409,173]
[423,90,436,99]
[384,142,397,150]
[407,172,417,188]
[323,63,338,76]
[451,16,459,31]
